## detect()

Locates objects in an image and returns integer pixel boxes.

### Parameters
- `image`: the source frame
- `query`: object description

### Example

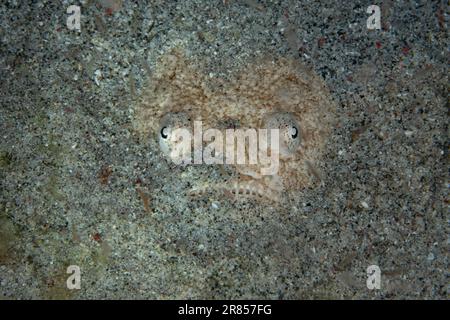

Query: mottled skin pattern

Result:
[134,49,336,202]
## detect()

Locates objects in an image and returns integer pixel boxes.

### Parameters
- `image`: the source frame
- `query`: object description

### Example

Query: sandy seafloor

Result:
[0,0,448,299]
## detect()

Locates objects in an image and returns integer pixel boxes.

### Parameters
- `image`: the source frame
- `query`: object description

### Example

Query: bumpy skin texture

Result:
[134,49,336,202]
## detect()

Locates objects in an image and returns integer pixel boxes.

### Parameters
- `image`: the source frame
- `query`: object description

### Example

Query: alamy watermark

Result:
[163,121,281,176]
[366,265,381,290]
[66,265,81,290]
[65,4,382,33]
[366,5,381,30]
[66,5,81,32]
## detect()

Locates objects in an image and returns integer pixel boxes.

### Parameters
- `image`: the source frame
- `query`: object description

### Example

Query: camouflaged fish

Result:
[134,49,336,202]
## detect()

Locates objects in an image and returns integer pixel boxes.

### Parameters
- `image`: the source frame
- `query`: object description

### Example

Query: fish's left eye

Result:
[160,127,169,139]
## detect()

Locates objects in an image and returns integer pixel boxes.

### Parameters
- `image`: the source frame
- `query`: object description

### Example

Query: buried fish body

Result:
[134,49,336,202]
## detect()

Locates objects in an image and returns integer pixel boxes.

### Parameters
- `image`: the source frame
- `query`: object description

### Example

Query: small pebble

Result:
[361,201,369,209]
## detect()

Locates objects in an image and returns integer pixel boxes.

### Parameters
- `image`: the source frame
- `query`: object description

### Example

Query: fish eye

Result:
[290,126,298,139]
[160,127,169,139]
[158,111,192,164]
[262,111,301,156]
